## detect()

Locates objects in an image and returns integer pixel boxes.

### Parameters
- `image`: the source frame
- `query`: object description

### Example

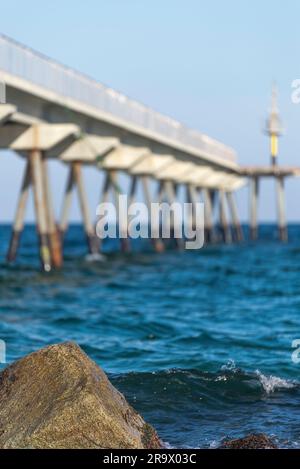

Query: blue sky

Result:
[1,0,300,221]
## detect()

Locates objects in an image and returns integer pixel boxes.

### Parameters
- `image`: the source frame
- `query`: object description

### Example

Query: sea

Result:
[0,223,300,448]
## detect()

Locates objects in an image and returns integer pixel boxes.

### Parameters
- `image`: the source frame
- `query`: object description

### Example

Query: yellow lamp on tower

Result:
[264,85,283,166]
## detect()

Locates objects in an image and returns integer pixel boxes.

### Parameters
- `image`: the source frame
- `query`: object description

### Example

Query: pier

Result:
[241,166,300,242]
[0,34,299,270]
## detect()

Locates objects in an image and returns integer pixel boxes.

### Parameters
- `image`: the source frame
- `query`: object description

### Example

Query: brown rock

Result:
[0,342,162,449]
[220,433,277,449]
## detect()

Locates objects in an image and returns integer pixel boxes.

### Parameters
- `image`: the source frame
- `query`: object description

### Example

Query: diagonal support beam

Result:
[72,162,99,255]
[219,189,232,244]
[6,160,31,263]
[226,191,244,242]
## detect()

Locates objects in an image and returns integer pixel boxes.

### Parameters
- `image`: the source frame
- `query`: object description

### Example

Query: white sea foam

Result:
[161,440,174,449]
[221,359,238,372]
[255,370,296,394]
[84,253,106,262]
[220,360,296,394]
[209,440,219,449]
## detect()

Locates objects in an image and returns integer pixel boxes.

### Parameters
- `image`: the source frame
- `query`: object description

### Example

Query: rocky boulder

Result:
[0,342,162,449]
[220,433,277,449]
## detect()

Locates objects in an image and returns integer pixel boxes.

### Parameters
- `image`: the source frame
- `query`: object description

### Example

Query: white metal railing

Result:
[0,34,236,163]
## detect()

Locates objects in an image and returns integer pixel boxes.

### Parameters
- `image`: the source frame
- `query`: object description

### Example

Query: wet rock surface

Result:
[0,342,162,449]
[220,433,278,449]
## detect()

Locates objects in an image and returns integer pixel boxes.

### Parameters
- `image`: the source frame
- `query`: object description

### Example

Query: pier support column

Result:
[42,158,63,268]
[95,171,112,252]
[187,183,205,245]
[249,177,259,241]
[128,175,137,207]
[202,188,216,243]
[150,180,166,251]
[276,176,288,242]
[29,150,52,272]
[101,169,129,252]
[96,170,128,252]
[110,170,130,253]
[72,162,99,255]
[219,189,232,244]
[164,181,184,250]
[7,160,31,263]
[126,175,137,249]
[141,176,164,253]
[59,165,75,241]
[186,184,197,233]
[226,191,244,242]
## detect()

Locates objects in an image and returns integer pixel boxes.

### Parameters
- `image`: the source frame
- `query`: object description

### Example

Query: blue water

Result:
[1,224,300,448]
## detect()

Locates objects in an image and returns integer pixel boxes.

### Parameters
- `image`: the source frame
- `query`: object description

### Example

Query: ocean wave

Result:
[112,362,299,406]
[111,363,300,449]
[255,370,296,394]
